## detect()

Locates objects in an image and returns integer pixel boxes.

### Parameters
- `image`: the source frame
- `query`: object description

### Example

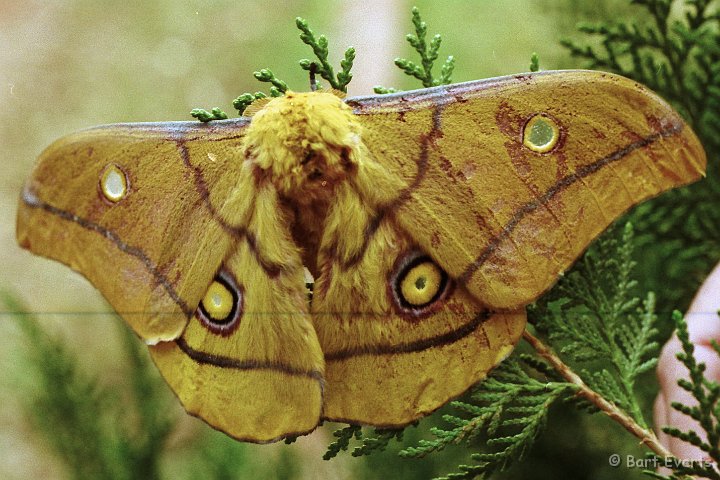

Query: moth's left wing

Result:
[347,70,706,310]
[16,120,250,342]
[150,183,324,442]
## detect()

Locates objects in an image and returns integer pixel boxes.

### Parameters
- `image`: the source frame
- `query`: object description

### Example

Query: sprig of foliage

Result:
[529,52,540,72]
[323,424,407,460]
[232,92,268,115]
[253,68,289,97]
[296,17,355,91]
[190,107,228,123]
[651,311,720,479]
[324,425,362,460]
[375,6,455,93]
[193,17,354,121]
[399,359,575,480]
[227,69,290,117]
[534,223,659,427]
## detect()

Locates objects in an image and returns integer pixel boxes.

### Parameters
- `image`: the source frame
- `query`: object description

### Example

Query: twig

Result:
[522,329,674,458]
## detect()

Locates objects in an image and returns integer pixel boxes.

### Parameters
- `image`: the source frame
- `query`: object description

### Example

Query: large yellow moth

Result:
[16,70,706,442]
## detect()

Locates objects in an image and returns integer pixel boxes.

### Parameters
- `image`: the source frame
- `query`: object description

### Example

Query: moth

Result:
[16,70,706,443]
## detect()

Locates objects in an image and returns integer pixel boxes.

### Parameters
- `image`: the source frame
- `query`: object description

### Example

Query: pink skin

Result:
[654,262,720,462]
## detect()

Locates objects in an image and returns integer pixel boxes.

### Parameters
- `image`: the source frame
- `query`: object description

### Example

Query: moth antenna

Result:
[241,97,272,117]
[309,62,318,92]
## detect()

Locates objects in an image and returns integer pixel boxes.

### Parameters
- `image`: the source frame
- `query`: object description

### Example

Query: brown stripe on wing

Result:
[176,337,324,380]
[324,310,491,361]
[21,187,194,317]
[458,122,685,284]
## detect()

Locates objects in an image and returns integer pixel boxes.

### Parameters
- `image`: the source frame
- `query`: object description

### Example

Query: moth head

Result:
[242,91,363,201]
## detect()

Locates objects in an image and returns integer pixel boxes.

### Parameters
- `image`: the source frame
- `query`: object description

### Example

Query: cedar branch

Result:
[522,328,674,458]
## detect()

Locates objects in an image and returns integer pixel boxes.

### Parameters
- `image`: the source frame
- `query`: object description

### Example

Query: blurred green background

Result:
[0,1,696,479]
